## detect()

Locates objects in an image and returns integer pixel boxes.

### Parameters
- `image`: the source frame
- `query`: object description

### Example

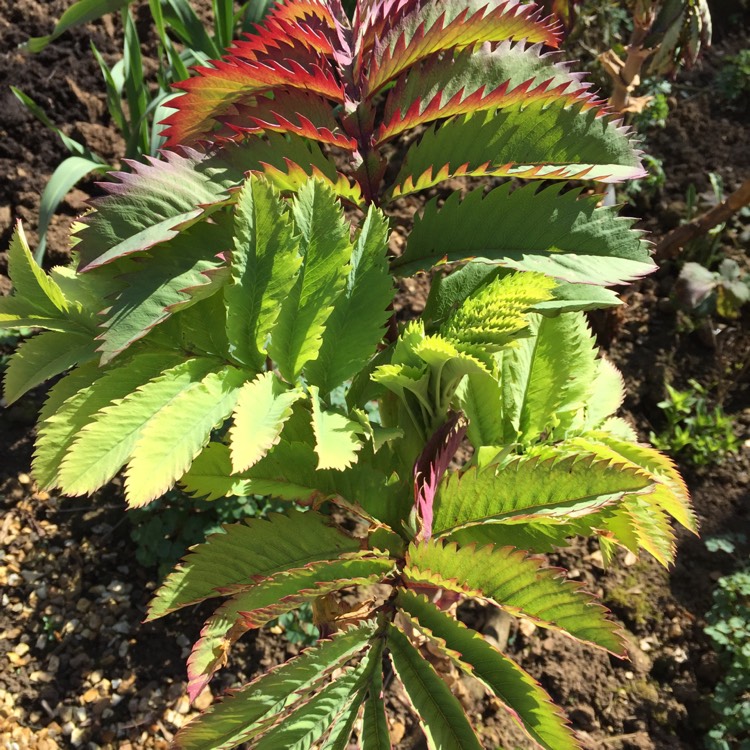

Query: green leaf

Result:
[124,366,247,506]
[387,623,483,750]
[397,591,579,750]
[24,0,132,52]
[404,540,625,655]
[304,206,393,395]
[187,555,394,700]
[500,312,598,443]
[176,441,255,500]
[390,104,645,200]
[3,331,96,404]
[229,372,304,472]
[396,183,653,285]
[361,658,391,750]
[310,386,364,470]
[268,180,351,381]
[56,357,217,497]
[98,219,231,363]
[33,352,183,489]
[36,157,109,263]
[74,148,234,271]
[225,176,302,369]
[6,223,68,316]
[432,450,653,537]
[251,665,366,750]
[172,622,377,750]
[147,509,361,620]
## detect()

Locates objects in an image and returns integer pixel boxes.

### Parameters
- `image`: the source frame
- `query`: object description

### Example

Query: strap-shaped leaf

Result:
[389,104,645,200]
[500,312,598,444]
[3,331,96,404]
[33,352,184,489]
[4,223,68,317]
[229,372,304,472]
[97,219,231,364]
[404,540,625,655]
[187,555,394,699]
[172,622,377,750]
[396,183,653,285]
[74,148,233,271]
[376,42,595,144]
[432,450,653,536]
[268,180,352,381]
[124,366,247,507]
[363,0,559,97]
[225,176,302,369]
[397,590,579,750]
[387,622,483,750]
[304,206,393,395]
[310,386,365,470]
[56,357,218,497]
[148,509,361,620]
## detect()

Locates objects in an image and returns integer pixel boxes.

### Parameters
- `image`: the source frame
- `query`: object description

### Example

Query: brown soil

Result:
[1,1,749,749]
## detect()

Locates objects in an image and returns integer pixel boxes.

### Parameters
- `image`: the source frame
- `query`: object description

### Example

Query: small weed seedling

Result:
[651,380,738,466]
[2,1,697,747]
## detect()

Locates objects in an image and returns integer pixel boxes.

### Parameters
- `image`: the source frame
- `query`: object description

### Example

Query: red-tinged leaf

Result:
[363,0,561,97]
[222,90,357,150]
[413,411,468,542]
[230,18,336,63]
[267,0,339,30]
[74,148,233,272]
[375,43,598,145]
[162,56,344,147]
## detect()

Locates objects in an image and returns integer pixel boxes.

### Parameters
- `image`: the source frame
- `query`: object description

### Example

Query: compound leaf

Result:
[148,509,361,620]
[387,623,483,750]
[229,372,304,472]
[3,330,96,404]
[405,540,625,655]
[397,591,579,750]
[172,622,377,750]
[397,183,653,285]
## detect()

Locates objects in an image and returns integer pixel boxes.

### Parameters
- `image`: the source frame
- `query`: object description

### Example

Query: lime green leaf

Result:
[147,509,361,620]
[176,441,255,500]
[33,352,183,489]
[56,357,217,496]
[582,358,626,430]
[3,331,96,404]
[405,540,625,655]
[396,183,653,285]
[432,450,652,536]
[6,223,68,316]
[310,386,364,470]
[397,591,579,750]
[229,372,304,472]
[172,622,377,750]
[268,180,351,381]
[305,206,393,395]
[124,366,246,506]
[501,312,598,443]
[225,176,302,369]
[387,623,483,750]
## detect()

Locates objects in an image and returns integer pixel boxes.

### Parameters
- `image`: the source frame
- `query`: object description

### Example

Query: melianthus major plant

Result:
[1,0,698,747]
